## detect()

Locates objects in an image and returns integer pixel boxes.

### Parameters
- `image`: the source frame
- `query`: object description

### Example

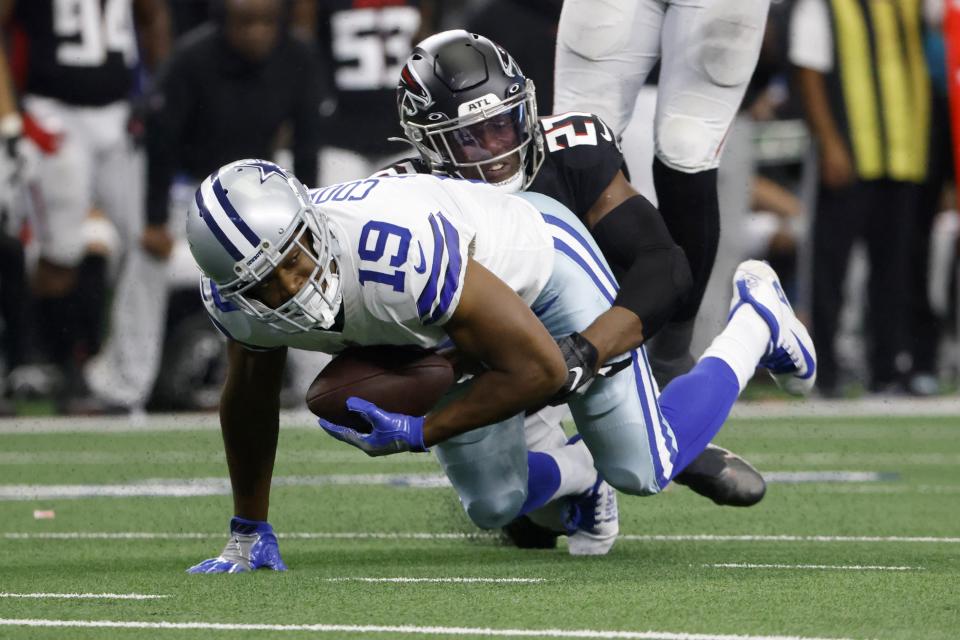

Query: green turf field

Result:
[0,406,957,639]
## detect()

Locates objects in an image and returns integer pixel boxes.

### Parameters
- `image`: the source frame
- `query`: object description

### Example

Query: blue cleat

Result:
[565,476,619,556]
[187,517,287,574]
[730,260,817,396]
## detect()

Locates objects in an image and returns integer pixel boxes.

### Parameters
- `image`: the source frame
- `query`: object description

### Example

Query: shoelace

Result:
[220,533,257,565]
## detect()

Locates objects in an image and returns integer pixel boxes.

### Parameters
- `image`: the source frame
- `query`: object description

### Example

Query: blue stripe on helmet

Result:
[196,189,243,261]
[416,214,445,321]
[209,282,239,312]
[427,213,462,325]
[212,173,262,247]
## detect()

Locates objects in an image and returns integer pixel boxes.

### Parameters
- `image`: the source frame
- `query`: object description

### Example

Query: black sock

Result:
[74,254,109,357]
[652,157,720,322]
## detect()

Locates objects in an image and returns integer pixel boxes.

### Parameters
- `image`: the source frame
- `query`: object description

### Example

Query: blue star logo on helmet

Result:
[235,160,290,184]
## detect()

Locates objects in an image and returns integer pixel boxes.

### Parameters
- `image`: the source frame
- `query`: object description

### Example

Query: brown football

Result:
[305,345,456,432]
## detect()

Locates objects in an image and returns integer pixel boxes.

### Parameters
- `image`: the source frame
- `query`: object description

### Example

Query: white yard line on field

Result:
[0,593,167,600]
[748,453,960,465]
[2,397,960,434]
[0,469,916,501]
[4,531,960,544]
[705,563,923,571]
[802,485,960,494]
[0,474,454,500]
[729,397,960,418]
[0,618,875,640]
[324,577,545,584]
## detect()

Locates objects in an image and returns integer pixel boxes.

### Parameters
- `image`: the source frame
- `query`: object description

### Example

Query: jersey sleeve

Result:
[540,113,624,216]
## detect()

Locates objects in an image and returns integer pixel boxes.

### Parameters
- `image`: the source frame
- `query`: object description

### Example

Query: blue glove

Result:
[318,397,429,457]
[187,517,287,573]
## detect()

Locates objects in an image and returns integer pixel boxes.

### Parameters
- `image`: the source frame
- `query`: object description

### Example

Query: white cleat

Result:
[566,476,619,556]
[730,260,817,396]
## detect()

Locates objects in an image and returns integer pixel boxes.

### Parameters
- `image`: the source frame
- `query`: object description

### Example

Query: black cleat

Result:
[501,515,561,549]
[673,444,766,507]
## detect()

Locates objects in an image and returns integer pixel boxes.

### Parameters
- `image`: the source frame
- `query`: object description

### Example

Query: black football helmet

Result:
[397,30,544,193]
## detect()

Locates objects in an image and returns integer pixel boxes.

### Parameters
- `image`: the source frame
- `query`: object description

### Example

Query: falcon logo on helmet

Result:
[396,30,544,194]
[399,62,433,117]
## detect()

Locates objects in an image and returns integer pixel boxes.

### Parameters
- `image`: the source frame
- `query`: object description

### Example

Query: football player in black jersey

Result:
[384,31,767,548]
[0,0,171,413]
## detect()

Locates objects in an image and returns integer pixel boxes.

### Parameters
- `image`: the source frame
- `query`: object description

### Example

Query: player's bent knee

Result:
[464,489,526,529]
[656,116,722,173]
[597,463,661,497]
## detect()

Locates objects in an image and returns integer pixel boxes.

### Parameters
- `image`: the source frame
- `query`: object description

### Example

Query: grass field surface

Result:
[0,402,957,639]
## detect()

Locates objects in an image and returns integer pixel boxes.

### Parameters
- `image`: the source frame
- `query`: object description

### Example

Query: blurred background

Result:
[0,0,957,417]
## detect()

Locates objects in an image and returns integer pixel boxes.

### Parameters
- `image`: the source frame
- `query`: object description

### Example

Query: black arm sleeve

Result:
[291,45,322,187]
[590,195,693,340]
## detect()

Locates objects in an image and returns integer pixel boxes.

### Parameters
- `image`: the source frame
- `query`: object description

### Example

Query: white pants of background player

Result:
[553,0,769,169]
[554,0,769,384]
[24,96,169,409]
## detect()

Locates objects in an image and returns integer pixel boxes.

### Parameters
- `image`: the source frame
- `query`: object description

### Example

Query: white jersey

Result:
[202,174,555,353]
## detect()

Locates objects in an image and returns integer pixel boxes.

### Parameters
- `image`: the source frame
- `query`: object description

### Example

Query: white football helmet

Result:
[186,159,342,333]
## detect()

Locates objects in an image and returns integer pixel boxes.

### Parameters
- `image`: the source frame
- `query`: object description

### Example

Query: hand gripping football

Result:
[306,346,456,432]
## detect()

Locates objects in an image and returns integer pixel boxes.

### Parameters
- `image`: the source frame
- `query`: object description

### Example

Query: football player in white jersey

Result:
[185,158,816,573]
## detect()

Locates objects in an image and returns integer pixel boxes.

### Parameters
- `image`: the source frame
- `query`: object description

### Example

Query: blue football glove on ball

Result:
[318,397,429,457]
[187,517,287,574]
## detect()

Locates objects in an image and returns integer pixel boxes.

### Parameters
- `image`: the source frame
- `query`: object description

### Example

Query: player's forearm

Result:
[589,195,693,343]
[219,343,286,521]
[579,306,645,364]
[422,364,563,445]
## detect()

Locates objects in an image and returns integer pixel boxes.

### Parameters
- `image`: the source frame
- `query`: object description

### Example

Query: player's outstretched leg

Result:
[656,260,816,481]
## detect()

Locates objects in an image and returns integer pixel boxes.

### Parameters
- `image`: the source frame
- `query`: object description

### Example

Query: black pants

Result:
[811,178,918,391]
[0,232,27,370]
[910,91,952,375]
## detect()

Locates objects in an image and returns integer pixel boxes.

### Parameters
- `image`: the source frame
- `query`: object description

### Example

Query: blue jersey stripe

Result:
[542,213,618,293]
[212,173,261,247]
[416,214,445,320]
[427,214,462,324]
[553,238,615,305]
[196,190,243,261]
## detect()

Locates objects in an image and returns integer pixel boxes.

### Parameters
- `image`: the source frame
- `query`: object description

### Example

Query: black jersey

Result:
[317,0,422,156]
[14,0,137,106]
[380,112,624,220]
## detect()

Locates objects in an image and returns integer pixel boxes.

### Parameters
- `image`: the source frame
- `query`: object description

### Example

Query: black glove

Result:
[548,332,600,406]
[547,332,633,407]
